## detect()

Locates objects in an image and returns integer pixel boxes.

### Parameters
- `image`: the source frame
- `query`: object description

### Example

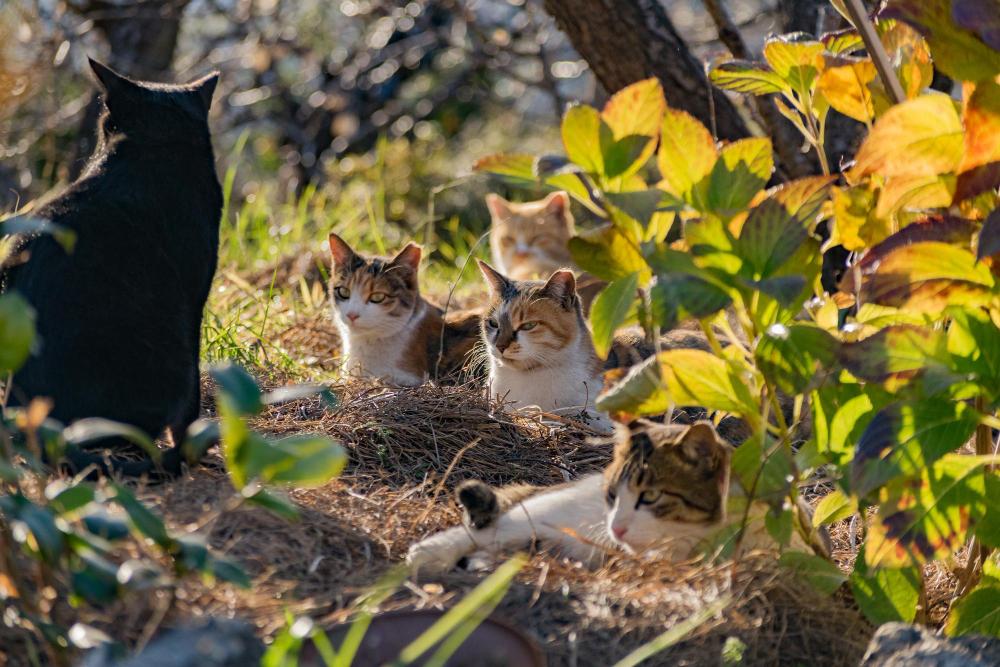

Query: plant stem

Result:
[842,0,906,104]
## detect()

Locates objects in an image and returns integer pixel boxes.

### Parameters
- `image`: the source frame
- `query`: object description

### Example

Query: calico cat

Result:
[407,420,829,574]
[486,191,604,309]
[477,261,611,429]
[328,233,479,385]
[0,59,222,476]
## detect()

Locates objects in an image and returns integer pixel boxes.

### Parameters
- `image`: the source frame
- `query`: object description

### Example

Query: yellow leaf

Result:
[818,58,877,124]
[875,174,957,218]
[851,94,964,180]
[960,79,1000,174]
[657,107,717,204]
[601,78,665,141]
[829,185,891,251]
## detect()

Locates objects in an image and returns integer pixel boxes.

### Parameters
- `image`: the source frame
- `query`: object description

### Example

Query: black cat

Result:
[0,59,222,476]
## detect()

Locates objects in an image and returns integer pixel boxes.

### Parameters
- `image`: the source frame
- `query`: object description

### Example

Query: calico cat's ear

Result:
[391,243,422,272]
[88,58,140,98]
[543,191,570,218]
[477,260,512,296]
[485,194,511,220]
[679,421,730,462]
[190,71,221,112]
[541,269,576,304]
[328,233,357,267]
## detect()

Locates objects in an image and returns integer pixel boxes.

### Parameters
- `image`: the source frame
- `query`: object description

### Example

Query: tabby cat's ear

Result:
[328,233,357,268]
[485,194,512,220]
[391,243,422,272]
[477,260,512,296]
[543,191,570,218]
[88,58,141,99]
[190,71,221,112]
[541,269,576,304]
[679,421,729,461]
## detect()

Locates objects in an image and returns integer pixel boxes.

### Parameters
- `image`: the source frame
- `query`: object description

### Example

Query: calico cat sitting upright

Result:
[0,59,222,476]
[407,420,830,574]
[327,233,480,385]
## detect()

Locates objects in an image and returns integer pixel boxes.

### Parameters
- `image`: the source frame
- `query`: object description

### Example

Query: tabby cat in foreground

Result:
[328,233,479,385]
[407,420,829,573]
[1,59,222,477]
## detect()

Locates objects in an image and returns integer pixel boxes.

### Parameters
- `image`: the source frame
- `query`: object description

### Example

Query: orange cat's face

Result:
[487,191,575,281]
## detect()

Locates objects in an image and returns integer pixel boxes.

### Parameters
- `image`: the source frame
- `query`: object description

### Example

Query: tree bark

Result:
[541,0,748,142]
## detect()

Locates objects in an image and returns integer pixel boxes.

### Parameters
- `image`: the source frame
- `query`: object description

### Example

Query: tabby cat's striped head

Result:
[477,261,586,371]
[604,420,732,549]
[487,191,574,281]
[328,233,421,337]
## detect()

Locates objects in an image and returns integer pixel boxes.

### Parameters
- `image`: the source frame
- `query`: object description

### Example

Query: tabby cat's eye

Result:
[519,321,538,331]
[369,292,387,304]
[335,286,351,300]
[486,318,498,329]
[637,490,662,505]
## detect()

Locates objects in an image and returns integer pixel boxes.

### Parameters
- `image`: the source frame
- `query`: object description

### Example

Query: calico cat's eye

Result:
[519,321,538,331]
[486,318,498,329]
[369,292,387,304]
[637,490,662,505]
[334,286,351,300]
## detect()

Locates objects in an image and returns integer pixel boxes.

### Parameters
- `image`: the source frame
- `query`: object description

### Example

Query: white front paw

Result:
[406,531,470,576]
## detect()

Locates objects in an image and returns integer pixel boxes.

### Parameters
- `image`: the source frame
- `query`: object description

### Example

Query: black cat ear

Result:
[191,72,220,111]
[88,58,139,98]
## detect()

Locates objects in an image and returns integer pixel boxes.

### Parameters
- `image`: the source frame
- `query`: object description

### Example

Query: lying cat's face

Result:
[328,234,421,338]
[604,420,731,550]
[487,192,574,281]
[478,261,582,371]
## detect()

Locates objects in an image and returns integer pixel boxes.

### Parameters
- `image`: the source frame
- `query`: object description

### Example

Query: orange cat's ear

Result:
[328,233,356,267]
[391,243,422,272]
[541,269,576,303]
[543,191,570,218]
[485,194,512,219]
[477,260,512,296]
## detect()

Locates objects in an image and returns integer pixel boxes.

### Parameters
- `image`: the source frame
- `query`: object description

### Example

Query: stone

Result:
[860,622,1000,667]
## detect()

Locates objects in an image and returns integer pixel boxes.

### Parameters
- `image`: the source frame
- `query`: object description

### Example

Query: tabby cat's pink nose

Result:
[346,313,359,322]
[612,525,627,540]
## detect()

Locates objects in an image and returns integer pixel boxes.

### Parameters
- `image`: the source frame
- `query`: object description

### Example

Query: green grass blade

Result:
[332,565,408,667]
[422,586,508,667]
[612,594,732,667]
[394,554,526,665]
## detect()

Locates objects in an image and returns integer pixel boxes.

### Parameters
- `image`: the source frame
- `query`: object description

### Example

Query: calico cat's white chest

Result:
[488,359,602,413]
[339,327,424,386]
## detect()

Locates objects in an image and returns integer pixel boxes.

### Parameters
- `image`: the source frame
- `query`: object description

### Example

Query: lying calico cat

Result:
[486,191,603,309]
[477,261,616,430]
[328,233,479,385]
[1,59,222,476]
[407,420,829,574]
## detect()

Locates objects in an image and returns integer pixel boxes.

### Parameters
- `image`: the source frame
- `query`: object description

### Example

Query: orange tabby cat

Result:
[328,234,479,385]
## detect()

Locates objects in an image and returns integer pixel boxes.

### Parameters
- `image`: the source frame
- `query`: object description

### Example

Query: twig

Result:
[842,0,906,105]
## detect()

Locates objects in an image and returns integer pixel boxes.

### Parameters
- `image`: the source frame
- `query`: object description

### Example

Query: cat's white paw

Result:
[406,530,472,575]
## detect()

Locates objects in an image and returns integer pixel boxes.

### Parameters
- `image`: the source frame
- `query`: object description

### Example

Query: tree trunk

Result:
[541,0,748,142]
[69,0,192,177]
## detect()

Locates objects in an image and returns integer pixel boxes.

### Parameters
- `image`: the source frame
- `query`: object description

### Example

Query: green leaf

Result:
[181,418,219,464]
[850,552,920,624]
[0,216,77,252]
[267,435,347,486]
[812,489,856,527]
[71,558,120,606]
[859,242,995,313]
[658,108,717,204]
[837,325,949,391]
[562,104,604,175]
[82,511,130,542]
[851,400,980,499]
[19,504,65,563]
[45,482,96,516]
[568,224,649,282]
[866,454,992,567]
[176,535,210,571]
[600,78,664,179]
[947,585,1000,638]
[63,418,160,463]
[810,385,883,469]
[755,323,838,394]
[978,209,1000,261]
[605,190,667,237]
[472,153,535,180]
[210,363,264,416]
[706,138,773,219]
[112,485,171,548]
[745,275,807,307]
[0,292,36,373]
[590,273,639,359]
[731,434,791,504]
[947,306,1000,401]
[709,60,787,95]
[210,556,252,588]
[779,551,847,595]
[244,487,300,521]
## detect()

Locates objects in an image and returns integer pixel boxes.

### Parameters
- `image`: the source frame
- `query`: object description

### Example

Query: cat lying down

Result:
[407,420,829,575]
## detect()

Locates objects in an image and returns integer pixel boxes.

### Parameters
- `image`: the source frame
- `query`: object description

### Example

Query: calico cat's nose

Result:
[612,525,628,540]
[346,312,359,323]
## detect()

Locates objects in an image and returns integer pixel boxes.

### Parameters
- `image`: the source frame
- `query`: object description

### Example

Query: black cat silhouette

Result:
[1,59,222,476]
